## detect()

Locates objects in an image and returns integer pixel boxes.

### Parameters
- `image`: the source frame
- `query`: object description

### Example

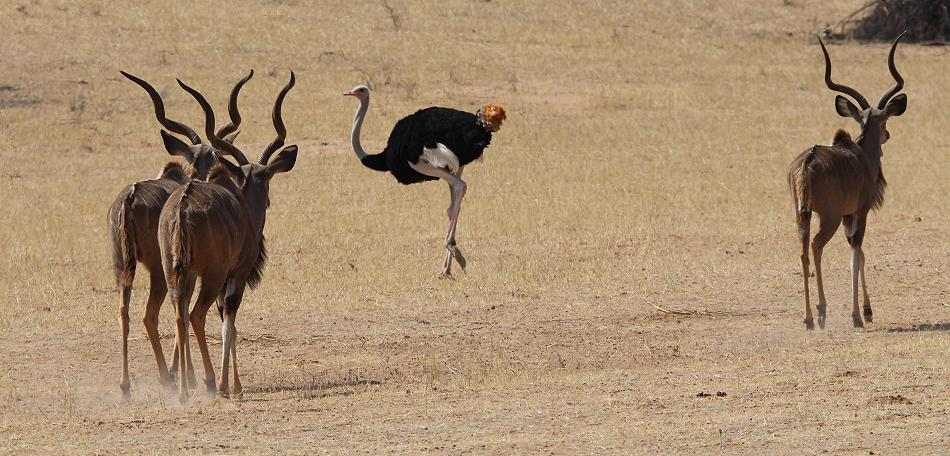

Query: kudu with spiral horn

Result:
[787,32,908,330]
[159,72,298,401]
[109,70,252,398]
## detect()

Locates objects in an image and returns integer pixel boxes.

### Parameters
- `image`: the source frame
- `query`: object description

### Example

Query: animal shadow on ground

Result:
[879,322,950,333]
[241,378,383,401]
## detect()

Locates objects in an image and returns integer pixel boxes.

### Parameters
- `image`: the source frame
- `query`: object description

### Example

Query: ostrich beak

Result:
[343,90,356,97]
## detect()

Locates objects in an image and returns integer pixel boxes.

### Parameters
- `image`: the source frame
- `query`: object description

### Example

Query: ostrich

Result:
[344,85,506,277]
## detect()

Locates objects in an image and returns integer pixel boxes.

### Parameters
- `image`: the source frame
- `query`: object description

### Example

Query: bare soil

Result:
[0,0,947,454]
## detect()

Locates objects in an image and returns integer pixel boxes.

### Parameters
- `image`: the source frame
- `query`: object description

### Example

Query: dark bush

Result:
[835,0,950,43]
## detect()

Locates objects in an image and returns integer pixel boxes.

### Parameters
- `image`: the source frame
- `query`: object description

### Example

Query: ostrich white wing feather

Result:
[420,143,460,174]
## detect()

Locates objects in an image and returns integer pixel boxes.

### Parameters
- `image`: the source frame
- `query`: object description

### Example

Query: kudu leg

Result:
[796,210,813,329]
[859,249,872,323]
[168,273,197,387]
[812,215,841,329]
[215,281,242,399]
[118,284,133,398]
[849,247,866,328]
[218,281,246,398]
[142,272,173,388]
[230,333,242,399]
[185,337,197,388]
[169,344,179,383]
[846,214,870,328]
[168,287,188,403]
[190,275,226,396]
[168,273,196,403]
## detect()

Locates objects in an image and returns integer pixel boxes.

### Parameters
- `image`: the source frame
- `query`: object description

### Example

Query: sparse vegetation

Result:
[835,0,950,42]
[0,0,947,454]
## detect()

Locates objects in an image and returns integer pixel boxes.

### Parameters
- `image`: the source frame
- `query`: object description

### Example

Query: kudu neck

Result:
[856,126,884,178]
[241,180,269,241]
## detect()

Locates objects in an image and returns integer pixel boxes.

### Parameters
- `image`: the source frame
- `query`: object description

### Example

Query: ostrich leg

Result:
[411,161,467,276]
[442,166,466,274]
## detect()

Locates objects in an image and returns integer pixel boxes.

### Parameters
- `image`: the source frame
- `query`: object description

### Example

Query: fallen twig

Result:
[651,304,733,317]
[651,304,697,316]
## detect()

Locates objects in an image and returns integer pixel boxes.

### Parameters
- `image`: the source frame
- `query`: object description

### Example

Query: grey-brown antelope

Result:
[788,32,907,330]
[110,70,252,398]
[160,72,297,401]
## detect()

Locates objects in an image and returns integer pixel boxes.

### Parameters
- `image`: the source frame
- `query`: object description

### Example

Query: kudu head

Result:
[178,72,298,232]
[120,70,254,180]
[818,32,908,147]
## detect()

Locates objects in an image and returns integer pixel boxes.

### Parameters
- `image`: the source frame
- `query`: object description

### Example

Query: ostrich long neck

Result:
[351,96,371,160]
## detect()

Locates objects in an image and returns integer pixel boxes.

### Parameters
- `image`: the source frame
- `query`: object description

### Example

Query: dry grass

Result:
[0,0,948,454]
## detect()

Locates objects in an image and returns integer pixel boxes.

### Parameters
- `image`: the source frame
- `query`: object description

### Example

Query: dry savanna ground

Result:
[0,0,948,454]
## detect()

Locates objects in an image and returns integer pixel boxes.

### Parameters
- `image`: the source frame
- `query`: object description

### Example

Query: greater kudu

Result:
[788,33,908,329]
[109,70,252,398]
[159,72,297,401]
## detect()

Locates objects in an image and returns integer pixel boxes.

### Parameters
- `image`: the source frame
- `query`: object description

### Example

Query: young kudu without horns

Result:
[788,32,908,330]
[110,70,253,398]
[160,72,297,401]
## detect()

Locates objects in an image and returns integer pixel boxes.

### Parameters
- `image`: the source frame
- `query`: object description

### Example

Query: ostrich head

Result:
[343,85,370,100]
[477,103,506,132]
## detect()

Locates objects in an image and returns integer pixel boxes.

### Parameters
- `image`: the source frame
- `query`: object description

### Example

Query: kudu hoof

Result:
[804,320,815,330]
[120,383,132,400]
[852,316,865,329]
[216,386,230,399]
[863,308,873,323]
[816,315,826,330]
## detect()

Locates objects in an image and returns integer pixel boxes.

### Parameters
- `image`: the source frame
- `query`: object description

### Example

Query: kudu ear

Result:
[883,93,907,117]
[266,145,297,176]
[834,95,863,124]
[161,130,196,161]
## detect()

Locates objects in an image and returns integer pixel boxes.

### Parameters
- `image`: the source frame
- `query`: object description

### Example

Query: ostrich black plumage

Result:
[344,84,506,277]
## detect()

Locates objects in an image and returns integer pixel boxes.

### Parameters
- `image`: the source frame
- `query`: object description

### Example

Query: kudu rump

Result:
[788,32,908,330]
[160,73,298,401]
[110,71,252,398]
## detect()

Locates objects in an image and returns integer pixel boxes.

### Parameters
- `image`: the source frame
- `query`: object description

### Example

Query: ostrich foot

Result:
[438,258,455,279]
[447,241,466,271]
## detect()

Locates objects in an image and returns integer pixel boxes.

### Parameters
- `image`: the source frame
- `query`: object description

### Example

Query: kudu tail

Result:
[113,185,138,286]
[169,186,192,286]
[790,147,817,214]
